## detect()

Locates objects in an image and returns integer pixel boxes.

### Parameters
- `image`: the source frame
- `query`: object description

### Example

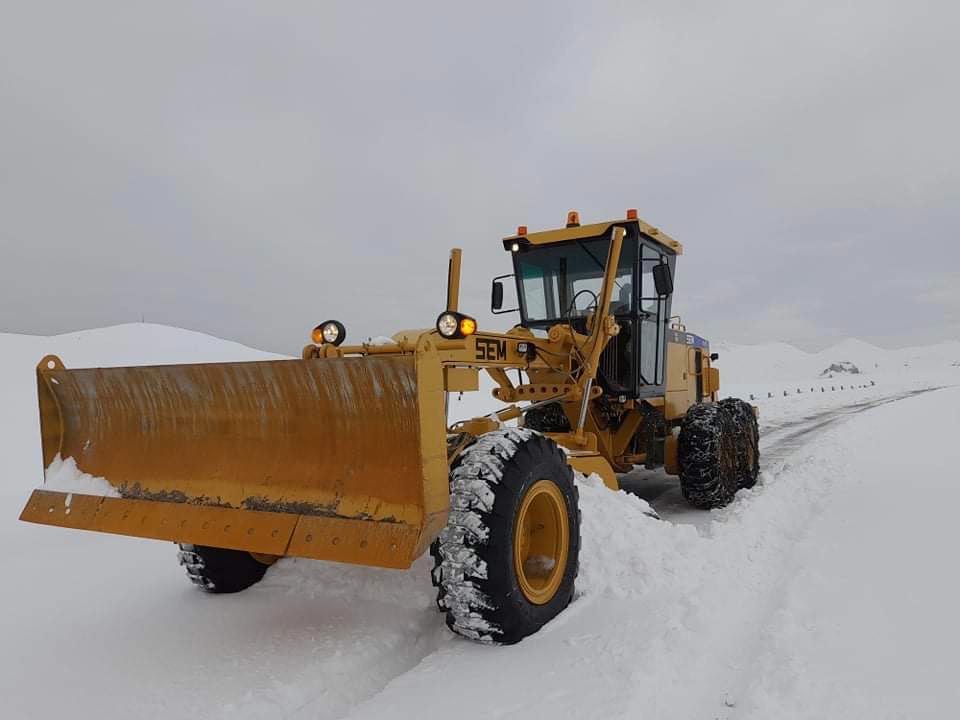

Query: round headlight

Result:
[312,320,346,346]
[437,312,459,338]
[322,323,340,344]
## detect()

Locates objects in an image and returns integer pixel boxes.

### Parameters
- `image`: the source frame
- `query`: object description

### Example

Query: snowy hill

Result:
[0,322,284,368]
[0,324,283,495]
[716,336,960,398]
[1,324,958,719]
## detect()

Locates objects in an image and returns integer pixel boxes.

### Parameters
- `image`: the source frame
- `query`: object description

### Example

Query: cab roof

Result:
[503,214,683,255]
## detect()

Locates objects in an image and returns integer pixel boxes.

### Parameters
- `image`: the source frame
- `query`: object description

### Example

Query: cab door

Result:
[635,242,674,398]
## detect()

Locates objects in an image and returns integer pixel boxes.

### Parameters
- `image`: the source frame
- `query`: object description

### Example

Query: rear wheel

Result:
[720,398,760,488]
[678,403,739,509]
[177,544,275,593]
[431,428,580,644]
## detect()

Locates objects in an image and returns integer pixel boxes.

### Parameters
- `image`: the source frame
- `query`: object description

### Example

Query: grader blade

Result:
[19,353,448,568]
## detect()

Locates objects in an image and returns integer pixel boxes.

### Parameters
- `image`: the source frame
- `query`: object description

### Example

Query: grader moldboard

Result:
[20,210,758,644]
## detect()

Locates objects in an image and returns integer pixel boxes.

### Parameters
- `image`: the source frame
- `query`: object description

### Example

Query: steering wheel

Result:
[565,289,598,319]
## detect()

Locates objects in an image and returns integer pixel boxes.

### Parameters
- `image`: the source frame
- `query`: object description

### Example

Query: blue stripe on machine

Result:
[666,329,710,349]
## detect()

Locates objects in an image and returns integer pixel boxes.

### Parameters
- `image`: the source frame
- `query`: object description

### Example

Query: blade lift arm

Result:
[573,226,624,443]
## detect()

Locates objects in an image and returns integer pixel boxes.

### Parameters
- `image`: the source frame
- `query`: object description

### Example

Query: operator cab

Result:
[493,214,678,400]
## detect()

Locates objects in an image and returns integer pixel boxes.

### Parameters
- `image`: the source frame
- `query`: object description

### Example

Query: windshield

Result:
[515,237,636,325]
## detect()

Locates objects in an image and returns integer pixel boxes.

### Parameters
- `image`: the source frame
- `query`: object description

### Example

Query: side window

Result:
[520,271,547,321]
[638,244,669,385]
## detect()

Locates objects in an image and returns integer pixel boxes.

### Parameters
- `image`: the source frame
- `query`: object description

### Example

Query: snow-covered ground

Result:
[1,325,958,719]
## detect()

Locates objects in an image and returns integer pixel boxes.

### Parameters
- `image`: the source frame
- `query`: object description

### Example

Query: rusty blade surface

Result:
[36,355,426,526]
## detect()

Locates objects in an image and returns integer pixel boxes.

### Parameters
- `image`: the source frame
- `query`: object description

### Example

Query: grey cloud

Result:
[1,1,957,353]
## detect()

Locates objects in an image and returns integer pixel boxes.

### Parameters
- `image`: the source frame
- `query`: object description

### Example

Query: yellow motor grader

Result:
[20,210,758,644]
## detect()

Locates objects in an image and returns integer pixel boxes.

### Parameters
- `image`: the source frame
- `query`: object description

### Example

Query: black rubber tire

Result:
[428,537,448,612]
[177,544,271,594]
[678,403,739,509]
[719,397,760,489]
[431,427,581,644]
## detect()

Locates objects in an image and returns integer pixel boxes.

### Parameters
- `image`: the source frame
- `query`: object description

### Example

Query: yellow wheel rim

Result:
[513,479,569,605]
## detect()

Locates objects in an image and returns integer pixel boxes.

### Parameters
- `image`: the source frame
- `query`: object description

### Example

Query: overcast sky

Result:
[1,1,958,353]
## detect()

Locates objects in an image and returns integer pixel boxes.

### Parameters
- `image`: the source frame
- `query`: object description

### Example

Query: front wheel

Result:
[431,428,581,644]
[177,544,275,593]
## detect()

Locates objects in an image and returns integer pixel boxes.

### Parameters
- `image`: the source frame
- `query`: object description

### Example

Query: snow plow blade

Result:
[19,353,448,569]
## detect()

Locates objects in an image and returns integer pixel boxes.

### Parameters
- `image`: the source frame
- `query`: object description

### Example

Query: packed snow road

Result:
[1,327,957,719]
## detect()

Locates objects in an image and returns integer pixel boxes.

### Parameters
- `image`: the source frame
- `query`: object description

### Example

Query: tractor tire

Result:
[678,403,739,509]
[720,397,760,489]
[431,427,580,644]
[177,544,272,594]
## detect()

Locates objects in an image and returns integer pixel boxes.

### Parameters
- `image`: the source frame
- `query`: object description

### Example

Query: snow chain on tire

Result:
[678,402,739,509]
[719,397,760,489]
[431,427,581,644]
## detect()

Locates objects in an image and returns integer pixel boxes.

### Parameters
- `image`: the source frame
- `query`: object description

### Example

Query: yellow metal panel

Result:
[443,367,479,392]
[664,435,679,475]
[703,367,720,396]
[665,390,694,421]
[566,454,619,490]
[26,350,452,568]
[414,336,452,557]
[287,515,420,569]
[665,342,688,393]
[20,490,298,556]
[504,217,683,255]
[446,248,462,312]
[19,489,426,569]
[35,355,424,523]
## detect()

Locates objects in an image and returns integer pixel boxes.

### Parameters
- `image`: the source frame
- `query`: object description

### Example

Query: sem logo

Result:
[476,338,507,361]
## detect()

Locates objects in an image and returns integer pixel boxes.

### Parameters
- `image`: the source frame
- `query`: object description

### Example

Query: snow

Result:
[718,335,960,396]
[0,323,958,718]
[366,336,396,346]
[44,454,121,497]
[740,388,960,718]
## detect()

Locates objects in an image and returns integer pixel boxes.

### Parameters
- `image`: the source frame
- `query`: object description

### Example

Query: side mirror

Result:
[491,274,518,314]
[491,280,504,311]
[652,262,673,296]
